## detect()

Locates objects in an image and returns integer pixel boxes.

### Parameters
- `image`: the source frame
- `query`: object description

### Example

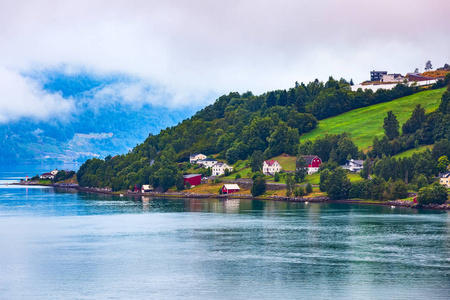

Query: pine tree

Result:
[383,111,400,140]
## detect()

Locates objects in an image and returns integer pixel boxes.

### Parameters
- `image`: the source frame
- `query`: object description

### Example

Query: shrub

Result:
[392,180,408,199]
[274,172,280,182]
[251,177,266,197]
[297,187,306,197]
[235,173,241,180]
[417,184,448,205]
[305,183,313,194]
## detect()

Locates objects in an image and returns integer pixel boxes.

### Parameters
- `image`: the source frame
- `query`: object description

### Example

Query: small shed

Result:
[183,174,202,187]
[222,184,240,195]
[141,185,153,193]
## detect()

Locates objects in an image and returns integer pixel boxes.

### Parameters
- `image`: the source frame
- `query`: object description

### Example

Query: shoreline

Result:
[10,181,449,211]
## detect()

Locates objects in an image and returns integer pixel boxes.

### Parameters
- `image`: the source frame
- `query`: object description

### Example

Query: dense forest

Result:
[77,74,450,192]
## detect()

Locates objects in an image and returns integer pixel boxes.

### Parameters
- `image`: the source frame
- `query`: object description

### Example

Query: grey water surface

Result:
[0,168,449,299]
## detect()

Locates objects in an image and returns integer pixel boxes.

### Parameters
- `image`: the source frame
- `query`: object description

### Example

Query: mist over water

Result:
[0,169,449,299]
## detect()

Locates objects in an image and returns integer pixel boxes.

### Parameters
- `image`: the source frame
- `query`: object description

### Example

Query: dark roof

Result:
[190,153,203,157]
[200,158,217,162]
[183,174,202,179]
[214,162,228,167]
[302,155,320,165]
[440,172,450,178]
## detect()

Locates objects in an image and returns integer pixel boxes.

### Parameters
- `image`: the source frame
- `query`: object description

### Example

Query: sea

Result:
[0,164,449,299]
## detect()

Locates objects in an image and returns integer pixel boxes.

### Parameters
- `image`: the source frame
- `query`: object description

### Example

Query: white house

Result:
[439,172,450,188]
[197,158,218,168]
[189,153,207,163]
[40,172,54,180]
[50,169,59,176]
[262,160,282,175]
[341,159,364,173]
[212,163,233,176]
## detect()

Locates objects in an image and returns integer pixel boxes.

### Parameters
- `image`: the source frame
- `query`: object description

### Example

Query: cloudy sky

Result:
[1,0,449,123]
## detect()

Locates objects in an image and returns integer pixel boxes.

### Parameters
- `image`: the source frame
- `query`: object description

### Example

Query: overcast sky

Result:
[1,0,449,122]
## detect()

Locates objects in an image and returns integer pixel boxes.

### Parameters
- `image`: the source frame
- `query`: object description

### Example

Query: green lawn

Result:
[394,144,434,158]
[300,88,445,150]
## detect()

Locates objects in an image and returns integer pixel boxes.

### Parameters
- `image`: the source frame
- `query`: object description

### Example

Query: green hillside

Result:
[394,144,434,158]
[300,88,446,150]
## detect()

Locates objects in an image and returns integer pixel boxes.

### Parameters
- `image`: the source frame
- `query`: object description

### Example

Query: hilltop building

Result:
[370,70,387,81]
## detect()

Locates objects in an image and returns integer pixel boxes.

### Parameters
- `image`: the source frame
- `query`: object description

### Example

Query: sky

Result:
[1,0,449,123]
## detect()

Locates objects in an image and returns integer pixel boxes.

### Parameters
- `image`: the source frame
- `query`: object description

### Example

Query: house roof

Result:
[142,185,152,189]
[214,162,229,167]
[264,160,279,166]
[199,158,217,162]
[223,184,240,190]
[302,155,320,165]
[41,172,54,176]
[190,153,204,157]
[183,174,202,179]
[440,172,450,178]
[349,159,364,165]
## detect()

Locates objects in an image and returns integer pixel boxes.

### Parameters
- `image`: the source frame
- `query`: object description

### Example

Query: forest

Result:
[77,73,450,194]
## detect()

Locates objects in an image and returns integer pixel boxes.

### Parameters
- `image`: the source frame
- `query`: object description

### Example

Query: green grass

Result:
[300,88,445,150]
[270,155,297,171]
[395,145,434,158]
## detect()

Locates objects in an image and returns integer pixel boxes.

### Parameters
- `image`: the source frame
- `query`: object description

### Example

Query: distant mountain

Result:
[0,72,198,164]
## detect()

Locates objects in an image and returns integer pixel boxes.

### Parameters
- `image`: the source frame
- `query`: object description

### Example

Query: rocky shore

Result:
[12,181,450,210]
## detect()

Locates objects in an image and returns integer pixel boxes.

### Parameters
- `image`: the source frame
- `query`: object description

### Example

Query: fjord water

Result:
[0,171,449,299]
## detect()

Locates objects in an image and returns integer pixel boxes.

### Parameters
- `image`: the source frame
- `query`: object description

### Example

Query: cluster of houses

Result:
[370,70,446,84]
[189,153,234,176]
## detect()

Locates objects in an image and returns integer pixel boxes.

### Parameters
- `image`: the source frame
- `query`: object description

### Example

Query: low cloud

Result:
[0,67,73,123]
[0,0,449,121]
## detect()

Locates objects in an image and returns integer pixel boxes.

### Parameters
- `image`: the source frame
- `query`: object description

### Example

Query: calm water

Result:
[0,167,449,299]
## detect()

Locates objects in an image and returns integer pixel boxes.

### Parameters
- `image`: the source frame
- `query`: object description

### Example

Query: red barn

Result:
[183,174,202,187]
[302,155,322,175]
[222,184,240,195]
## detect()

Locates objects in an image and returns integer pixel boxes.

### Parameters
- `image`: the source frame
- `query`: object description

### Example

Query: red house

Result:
[302,155,322,175]
[183,174,202,187]
[222,184,240,195]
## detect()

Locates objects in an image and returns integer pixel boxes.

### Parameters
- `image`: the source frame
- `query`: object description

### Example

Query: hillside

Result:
[77,76,444,192]
[0,72,196,164]
[299,88,446,149]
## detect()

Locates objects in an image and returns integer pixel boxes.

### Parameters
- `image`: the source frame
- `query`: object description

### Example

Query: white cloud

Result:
[0,67,73,123]
[0,0,449,120]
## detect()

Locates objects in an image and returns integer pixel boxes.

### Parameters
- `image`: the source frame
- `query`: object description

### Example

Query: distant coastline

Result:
[10,181,449,211]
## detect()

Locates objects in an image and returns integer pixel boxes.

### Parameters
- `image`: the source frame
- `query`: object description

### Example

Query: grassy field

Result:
[300,88,445,150]
[395,144,434,158]
[270,154,297,171]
